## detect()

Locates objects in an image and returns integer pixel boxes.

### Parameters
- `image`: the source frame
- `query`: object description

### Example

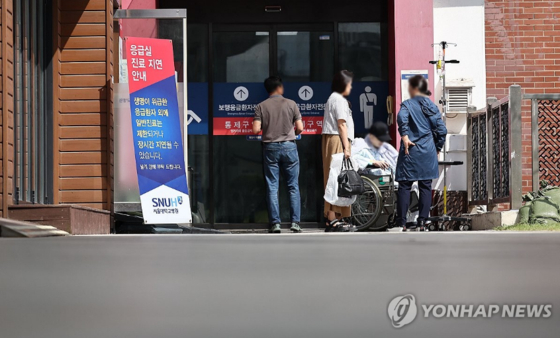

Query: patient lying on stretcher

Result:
[352,121,398,175]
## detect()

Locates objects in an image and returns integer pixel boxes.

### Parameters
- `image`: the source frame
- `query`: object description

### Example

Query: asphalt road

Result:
[1,232,560,338]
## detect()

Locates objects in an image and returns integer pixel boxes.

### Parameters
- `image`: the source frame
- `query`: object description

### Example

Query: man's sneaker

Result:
[290,223,302,233]
[269,224,282,233]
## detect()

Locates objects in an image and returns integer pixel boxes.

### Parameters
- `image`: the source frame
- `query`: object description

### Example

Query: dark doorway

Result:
[158,0,389,228]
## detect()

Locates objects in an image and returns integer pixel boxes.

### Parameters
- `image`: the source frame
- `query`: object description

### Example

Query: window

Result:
[277,30,334,82]
[338,23,387,81]
[213,31,269,83]
[13,0,52,204]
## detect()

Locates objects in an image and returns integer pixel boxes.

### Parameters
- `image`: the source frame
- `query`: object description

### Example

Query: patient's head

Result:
[368,134,383,148]
[368,122,392,148]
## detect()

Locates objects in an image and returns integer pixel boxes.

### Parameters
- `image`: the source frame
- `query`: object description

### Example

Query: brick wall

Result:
[485,0,560,193]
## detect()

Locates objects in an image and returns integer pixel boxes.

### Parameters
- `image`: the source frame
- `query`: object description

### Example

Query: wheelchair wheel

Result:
[351,176,383,231]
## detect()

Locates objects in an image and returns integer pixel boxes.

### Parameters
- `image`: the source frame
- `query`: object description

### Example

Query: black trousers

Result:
[396,180,432,226]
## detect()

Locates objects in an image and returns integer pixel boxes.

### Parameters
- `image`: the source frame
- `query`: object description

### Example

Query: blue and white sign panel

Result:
[347,81,390,134]
[185,83,209,135]
[126,37,191,224]
[401,70,428,102]
[212,81,389,137]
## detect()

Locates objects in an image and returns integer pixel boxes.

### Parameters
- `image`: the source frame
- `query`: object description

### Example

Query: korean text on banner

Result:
[125,37,192,224]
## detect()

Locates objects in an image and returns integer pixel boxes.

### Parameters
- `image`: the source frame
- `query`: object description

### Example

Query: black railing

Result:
[467,85,522,210]
[467,108,487,204]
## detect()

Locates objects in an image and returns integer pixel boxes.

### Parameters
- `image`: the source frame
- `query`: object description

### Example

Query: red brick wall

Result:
[485,0,560,193]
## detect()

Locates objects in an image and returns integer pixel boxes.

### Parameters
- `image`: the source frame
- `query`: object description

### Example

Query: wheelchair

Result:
[350,167,419,231]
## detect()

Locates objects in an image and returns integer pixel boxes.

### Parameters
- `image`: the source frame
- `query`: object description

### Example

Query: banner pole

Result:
[183,17,189,172]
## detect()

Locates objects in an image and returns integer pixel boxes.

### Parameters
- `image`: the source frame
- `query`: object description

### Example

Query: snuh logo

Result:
[152,196,184,207]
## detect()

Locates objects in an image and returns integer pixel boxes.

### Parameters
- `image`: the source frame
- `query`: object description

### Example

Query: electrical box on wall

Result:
[446,134,467,152]
[445,78,475,113]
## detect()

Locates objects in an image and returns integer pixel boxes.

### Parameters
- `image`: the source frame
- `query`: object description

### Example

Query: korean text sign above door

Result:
[212,81,389,136]
[126,37,192,224]
[213,82,332,136]
[213,82,268,135]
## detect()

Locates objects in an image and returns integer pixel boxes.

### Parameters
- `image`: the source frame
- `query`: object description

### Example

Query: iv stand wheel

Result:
[459,224,471,231]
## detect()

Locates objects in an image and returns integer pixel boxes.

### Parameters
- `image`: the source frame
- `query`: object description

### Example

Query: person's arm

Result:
[253,120,262,134]
[293,102,303,135]
[295,120,304,135]
[338,119,351,158]
[383,143,399,170]
[334,97,352,158]
[397,104,415,154]
[371,160,390,170]
[397,104,409,138]
[430,112,448,153]
[354,149,371,169]
[253,105,262,134]
[355,148,389,170]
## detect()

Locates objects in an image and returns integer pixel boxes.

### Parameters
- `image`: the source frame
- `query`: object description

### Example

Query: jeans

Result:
[396,179,432,227]
[262,141,301,225]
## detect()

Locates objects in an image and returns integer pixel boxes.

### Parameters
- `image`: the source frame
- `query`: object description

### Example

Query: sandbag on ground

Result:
[542,187,560,206]
[530,197,560,223]
[518,202,532,224]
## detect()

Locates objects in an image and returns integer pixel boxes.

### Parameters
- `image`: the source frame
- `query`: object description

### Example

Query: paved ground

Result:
[1,232,560,338]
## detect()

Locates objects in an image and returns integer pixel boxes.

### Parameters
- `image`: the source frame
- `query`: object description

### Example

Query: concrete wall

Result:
[434,0,487,109]
[433,0,486,191]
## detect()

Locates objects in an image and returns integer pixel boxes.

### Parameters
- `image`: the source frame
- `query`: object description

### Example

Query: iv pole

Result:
[426,41,471,231]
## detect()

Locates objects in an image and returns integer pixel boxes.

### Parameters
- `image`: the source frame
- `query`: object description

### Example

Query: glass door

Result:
[212,25,271,224]
[275,25,335,225]
[211,24,334,226]
[275,25,334,82]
